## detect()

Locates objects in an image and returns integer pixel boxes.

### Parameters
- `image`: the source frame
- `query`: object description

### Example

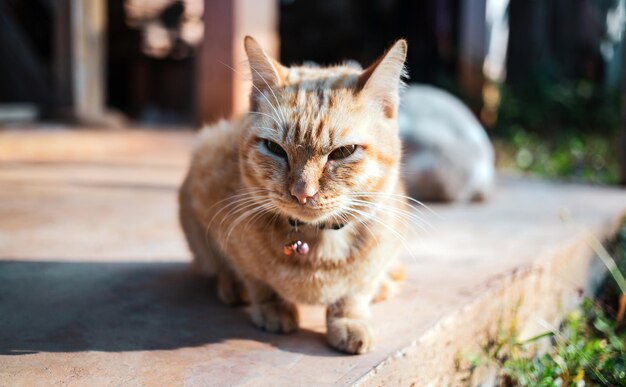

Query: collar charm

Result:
[283,240,309,256]
[283,217,346,257]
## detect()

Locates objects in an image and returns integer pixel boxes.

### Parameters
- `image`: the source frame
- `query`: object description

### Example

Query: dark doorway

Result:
[106,0,203,125]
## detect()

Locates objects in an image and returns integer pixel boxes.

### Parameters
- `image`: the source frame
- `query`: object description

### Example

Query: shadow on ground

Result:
[0,261,336,357]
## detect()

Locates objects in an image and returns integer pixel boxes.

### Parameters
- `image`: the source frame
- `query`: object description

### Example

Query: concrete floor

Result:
[1,128,625,386]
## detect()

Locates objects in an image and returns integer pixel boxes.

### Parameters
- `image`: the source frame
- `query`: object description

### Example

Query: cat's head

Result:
[239,36,407,225]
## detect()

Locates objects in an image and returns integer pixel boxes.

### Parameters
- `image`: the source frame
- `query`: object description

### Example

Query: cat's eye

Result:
[264,139,288,158]
[328,145,357,160]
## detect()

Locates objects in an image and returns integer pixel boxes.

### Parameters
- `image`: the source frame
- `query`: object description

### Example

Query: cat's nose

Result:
[290,183,318,205]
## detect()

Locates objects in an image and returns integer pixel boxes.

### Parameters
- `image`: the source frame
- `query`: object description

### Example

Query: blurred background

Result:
[0,0,625,185]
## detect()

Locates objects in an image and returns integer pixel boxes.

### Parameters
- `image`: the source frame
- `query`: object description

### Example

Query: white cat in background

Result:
[399,85,495,202]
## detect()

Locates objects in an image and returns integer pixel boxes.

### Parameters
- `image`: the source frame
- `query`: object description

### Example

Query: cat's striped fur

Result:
[179,36,409,354]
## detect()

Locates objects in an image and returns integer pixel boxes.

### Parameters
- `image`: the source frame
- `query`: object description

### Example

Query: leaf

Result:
[516,331,555,346]
[588,236,626,295]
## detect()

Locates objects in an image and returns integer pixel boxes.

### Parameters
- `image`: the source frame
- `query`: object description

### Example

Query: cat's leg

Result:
[216,265,247,305]
[192,233,247,305]
[372,262,405,303]
[326,294,375,354]
[244,277,299,334]
[179,180,247,305]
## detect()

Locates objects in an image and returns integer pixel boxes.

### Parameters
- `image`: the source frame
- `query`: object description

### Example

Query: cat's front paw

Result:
[327,317,374,354]
[250,300,299,333]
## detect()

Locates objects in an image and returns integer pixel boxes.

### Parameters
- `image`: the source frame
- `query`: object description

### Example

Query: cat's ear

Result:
[244,36,286,92]
[357,39,408,119]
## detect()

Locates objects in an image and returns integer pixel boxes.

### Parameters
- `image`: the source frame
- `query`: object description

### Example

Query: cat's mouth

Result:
[283,205,337,223]
[272,197,345,224]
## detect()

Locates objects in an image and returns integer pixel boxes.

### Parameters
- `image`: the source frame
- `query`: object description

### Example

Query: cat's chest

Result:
[264,224,369,274]
[309,228,353,261]
[227,221,379,304]
[266,226,377,303]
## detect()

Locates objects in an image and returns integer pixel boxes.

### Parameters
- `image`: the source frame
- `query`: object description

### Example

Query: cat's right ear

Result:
[244,36,286,93]
[357,39,408,119]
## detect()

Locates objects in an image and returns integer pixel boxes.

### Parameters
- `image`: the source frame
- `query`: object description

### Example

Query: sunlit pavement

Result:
[1,128,625,385]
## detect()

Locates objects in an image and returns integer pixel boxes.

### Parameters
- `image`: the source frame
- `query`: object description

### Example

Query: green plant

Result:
[493,73,622,185]
[498,129,621,184]
[498,300,625,386]
[478,224,626,386]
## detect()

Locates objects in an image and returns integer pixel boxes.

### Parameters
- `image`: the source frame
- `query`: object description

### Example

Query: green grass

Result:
[480,224,626,386]
[494,299,625,386]
[493,75,623,185]
[495,130,621,185]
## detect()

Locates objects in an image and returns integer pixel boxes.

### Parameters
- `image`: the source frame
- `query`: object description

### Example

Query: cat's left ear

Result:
[357,39,408,119]
[244,36,286,92]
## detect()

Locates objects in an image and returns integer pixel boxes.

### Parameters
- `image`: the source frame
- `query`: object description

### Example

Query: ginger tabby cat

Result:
[179,36,410,354]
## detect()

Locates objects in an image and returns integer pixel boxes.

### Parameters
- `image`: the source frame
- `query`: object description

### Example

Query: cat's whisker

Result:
[222,197,273,222]
[247,64,289,125]
[342,206,417,262]
[205,197,274,246]
[208,191,270,228]
[260,208,280,229]
[265,211,283,247]
[349,192,432,216]
[349,205,427,235]
[217,192,269,210]
[345,196,428,226]
[247,111,284,129]
[242,202,278,232]
[348,201,428,239]
[206,188,270,216]
[207,188,269,206]
[223,202,276,243]
[221,205,261,243]
[347,193,441,233]
[218,197,274,229]
[349,192,441,219]
[337,210,378,245]
[378,208,430,234]
[347,198,432,232]
[357,218,379,245]
[253,205,280,232]
[251,126,280,136]
[345,209,417,264]
[218,59,287,130]
[208,196,272,240]
[348,192,424,216]
[205,192,268,243]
